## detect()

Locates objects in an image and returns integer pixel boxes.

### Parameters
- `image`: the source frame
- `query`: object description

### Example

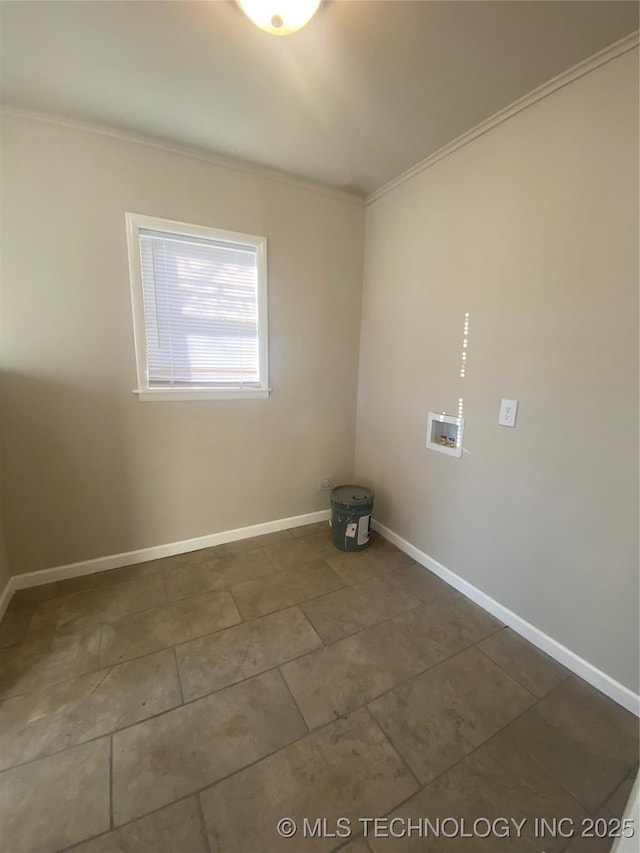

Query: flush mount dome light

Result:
[237,0,321,35]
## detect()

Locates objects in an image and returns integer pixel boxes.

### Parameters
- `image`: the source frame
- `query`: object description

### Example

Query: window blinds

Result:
[138,229,260,387]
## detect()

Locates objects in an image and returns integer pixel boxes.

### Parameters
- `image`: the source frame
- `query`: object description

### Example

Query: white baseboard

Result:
[6,509,331,596]
[372,520,640,717]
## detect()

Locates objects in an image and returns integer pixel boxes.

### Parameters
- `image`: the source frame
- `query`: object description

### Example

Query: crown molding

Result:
[0,107,365,206]
[366,30,639,206]
[2,30,637,209]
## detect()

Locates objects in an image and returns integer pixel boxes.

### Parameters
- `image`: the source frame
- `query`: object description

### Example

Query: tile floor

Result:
[0,524,637,852]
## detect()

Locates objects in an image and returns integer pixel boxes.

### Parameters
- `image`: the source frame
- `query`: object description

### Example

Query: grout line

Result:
[173,646,185,705]
[363,704,422,791]
[2,531,395,648]
[366,673,590,829]
[458,669,636,822]
[159,572,275,607]
[10,656,635,849]
[474,638,565,703]
[0,611,542,775]
[0,626,385,773]
[4,533,635,846]
[108,734,114,830]
[58,793,198,851]
[153,552,433,641]
[0,527,364,618]
[261,548,281,572]
[297,604,328,647]
[62,692,545,853]
[7,542,273,622]
[76,728,320,850]
[370,703,543,821]
[65,691,348,852]
[1,587,621,779]
[196,792,212,853]
[96,622,106,672]
[225,583,242,622]
[277,666,311,733]
[19,591,178,653]
[19,567,165,608]
[581,758,640,819]
[160,564,169,605]
[1,633,173,706]
[0,622,325,775]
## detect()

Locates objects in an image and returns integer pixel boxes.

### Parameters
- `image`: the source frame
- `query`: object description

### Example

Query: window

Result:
[126,213,269,401]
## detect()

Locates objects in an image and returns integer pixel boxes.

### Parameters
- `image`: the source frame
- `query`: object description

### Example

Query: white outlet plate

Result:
[499,399,518,427]
[318,476,333,491]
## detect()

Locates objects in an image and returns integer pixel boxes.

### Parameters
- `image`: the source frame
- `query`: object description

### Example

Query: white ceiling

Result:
[1,1,638,196]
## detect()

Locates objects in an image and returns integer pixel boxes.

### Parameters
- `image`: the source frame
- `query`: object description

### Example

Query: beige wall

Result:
[1,115,364,574]
[0,390,9,595]
[355,51,639,692]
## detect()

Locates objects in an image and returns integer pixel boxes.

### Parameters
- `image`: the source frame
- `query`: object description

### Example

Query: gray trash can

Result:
[330,485,374,552]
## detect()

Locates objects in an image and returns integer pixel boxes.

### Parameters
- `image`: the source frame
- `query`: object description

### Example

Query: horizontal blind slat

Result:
[139,228,261,386]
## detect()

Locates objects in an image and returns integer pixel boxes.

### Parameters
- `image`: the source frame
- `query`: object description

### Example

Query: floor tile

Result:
[282,621,432,729]
[288,521,332,539]
[177,605,321,702]
[10,574,105,608]
[0,625,102,699]
[504,678,639,812]
[230,559,344,619]
[214,529,292,557]
[0,738,110,853]
[4,528,635,853]
[369,646,536,784]
[0,602,30,648]
[200,708,419,853]
[386,562,453,604]
[326,537,414,586]
[72,797,208,853]
[100,588,240,666]
[368,731,587,852]
[301,575,420,643]
[341,840,373,853]
[117,551,213,577]
[9,562,160,609]
[165,547,275,601]
[27,573,166,635]
[0,648,181,769]
[133,542,284,578]
[394,591,503,662]
[477,627,571,698]
[91,560,166,587]
[605,768,637,817]
[262,533,336,571]
[563,820,619,853]
[112,669,306,824]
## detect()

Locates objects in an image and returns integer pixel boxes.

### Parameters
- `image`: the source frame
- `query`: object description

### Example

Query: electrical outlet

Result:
[499,399,518,427]
[318,476,333,491]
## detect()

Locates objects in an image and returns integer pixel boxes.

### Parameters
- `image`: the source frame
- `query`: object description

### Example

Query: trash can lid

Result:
[330,485,374,506]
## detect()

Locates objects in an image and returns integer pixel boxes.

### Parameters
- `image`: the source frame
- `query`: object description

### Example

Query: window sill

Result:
[133,387,271,402]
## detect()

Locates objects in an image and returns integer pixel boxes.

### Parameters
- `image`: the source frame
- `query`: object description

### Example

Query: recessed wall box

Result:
[426,412,464,458]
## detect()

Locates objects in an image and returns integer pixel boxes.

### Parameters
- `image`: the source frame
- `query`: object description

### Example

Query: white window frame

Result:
[126,212,270,401]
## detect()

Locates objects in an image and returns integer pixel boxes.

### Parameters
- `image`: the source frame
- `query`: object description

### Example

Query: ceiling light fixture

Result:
[237,1,321,36]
